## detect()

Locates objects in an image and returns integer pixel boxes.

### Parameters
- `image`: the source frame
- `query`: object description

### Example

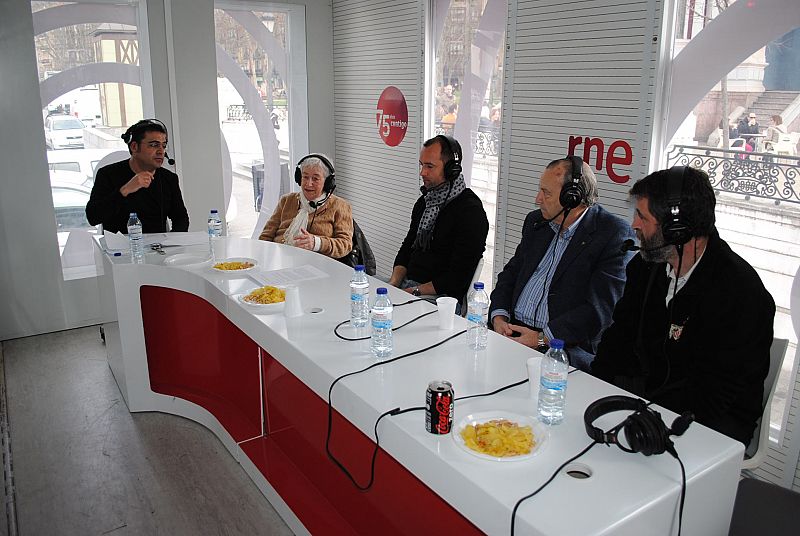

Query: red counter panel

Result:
[241,350,483,536]
[140,286,262,442]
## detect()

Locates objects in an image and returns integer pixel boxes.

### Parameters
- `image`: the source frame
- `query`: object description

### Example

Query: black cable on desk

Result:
[510,441,599,536]
[334,310,437,341]
[325,330,466,490]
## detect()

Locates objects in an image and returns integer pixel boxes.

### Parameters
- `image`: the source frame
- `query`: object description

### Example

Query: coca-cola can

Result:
[426,380,454,434]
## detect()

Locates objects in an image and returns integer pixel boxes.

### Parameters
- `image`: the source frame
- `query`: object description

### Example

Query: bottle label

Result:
[351,293,364,302]
[372,318,391,329]
[466,312,482,323]
[540,372,566,391]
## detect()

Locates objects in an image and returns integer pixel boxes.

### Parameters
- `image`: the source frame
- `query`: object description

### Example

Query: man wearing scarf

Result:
[389,136,489,304]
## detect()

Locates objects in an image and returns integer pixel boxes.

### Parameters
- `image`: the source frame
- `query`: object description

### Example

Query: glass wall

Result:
[664,0,800,444]
[214,3,307,239]
[32,0,148,279]
[430,0,506,292]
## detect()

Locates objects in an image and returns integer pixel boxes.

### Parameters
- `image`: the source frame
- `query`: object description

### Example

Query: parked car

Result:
[50,169,92,188]
[50,180,92,231]
[47,148,110,187]
[44,114,85,149]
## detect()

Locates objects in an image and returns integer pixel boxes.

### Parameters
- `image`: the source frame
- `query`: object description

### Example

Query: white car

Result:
[47,148,112,187]
[50,180,93,231]
[44,115,85,149]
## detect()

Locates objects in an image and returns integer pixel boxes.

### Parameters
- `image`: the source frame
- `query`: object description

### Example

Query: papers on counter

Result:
[251,265,329,286]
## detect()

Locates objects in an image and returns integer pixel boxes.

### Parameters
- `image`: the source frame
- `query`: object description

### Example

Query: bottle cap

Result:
[129,212,137,217]
[377,287,388,295]
[210,209,218,214]
[355,264,365,271]
[473,281,484,290]
[549,338,565,350]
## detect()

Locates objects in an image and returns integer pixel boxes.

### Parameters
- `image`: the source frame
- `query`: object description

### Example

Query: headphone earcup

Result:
[445,160,462,182]
[623,409,670,456]
[662,221,692,246]
[559,182,584,210]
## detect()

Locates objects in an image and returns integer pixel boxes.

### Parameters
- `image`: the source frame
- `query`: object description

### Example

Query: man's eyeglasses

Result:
[145,141,168,149]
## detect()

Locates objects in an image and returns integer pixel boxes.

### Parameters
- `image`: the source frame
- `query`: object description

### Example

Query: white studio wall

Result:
[331,0,425,279]
[495,0,665,270]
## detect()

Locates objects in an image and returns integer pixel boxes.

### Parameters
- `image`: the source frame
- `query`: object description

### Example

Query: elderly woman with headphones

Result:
[258,154,353,259]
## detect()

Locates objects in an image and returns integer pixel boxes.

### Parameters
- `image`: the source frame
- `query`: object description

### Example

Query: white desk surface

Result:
[94,236,744,536]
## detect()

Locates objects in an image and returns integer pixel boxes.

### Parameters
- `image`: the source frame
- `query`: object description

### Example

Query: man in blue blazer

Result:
[489,156,634,371]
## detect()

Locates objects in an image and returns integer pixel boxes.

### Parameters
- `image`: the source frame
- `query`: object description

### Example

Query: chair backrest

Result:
[460,258,485,317]
[742,337,789,470]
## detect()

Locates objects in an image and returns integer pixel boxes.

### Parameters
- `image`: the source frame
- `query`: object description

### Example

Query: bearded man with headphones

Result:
[489,156,635,371]
[389,136,489,305]
[258,154,353,259]
[86,119,189,233]
[591,166,775,446]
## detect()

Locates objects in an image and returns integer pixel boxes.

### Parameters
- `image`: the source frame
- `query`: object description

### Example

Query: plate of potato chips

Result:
[453,412,547,462]
[236,285,286,313]
[212,257,258,272]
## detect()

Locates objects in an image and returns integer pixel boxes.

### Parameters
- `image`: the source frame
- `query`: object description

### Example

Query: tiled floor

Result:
[1,326,293,536]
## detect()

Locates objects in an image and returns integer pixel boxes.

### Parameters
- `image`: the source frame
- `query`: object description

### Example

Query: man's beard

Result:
[639,227,673,263]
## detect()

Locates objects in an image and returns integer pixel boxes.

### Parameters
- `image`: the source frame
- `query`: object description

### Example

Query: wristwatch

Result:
[412,286,421,296]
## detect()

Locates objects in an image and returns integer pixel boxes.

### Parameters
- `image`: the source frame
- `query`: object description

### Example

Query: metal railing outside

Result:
[666,144,800,205]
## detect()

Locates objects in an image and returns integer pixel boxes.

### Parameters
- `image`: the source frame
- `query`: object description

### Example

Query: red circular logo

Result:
[376,86,408,147]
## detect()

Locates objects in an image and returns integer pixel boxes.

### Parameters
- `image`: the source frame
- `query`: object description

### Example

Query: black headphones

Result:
[662,166,693,246]
[584,395,693,456]
[295,153,336,194]
[121,118,174,165]
[559,155,585,210]
[434,135,463,182]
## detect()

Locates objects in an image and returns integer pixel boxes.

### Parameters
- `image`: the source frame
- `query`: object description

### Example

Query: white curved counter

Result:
[94,236,743,535]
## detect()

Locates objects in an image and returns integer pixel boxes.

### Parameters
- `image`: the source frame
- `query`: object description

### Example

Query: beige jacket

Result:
[258,192,353,259]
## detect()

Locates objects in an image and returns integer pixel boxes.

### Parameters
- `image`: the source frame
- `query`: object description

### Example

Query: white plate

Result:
[163,252,213,268]
[211,257,258,273]
[235,292,285,314]
[452,411,548,462]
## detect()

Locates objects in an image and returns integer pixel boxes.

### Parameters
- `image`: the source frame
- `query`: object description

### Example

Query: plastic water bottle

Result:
[350,265,370,328]
[466,282,489,350]
[538,339,569,425]
[127,212,144,264]
[208,208,222,242]
[370,288,393,358]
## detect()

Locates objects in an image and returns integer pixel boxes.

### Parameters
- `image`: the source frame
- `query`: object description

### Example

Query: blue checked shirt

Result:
[492,209,588,340]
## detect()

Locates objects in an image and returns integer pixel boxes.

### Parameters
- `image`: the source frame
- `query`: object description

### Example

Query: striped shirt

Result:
[493,209,588,339]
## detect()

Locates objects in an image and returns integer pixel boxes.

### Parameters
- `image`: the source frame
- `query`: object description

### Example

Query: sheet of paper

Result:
[161,231,209,247]
[251,264,330,286]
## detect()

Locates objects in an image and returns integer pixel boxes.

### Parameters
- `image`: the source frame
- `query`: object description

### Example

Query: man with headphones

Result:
[258,154,353,259]
[389,136,489,304]
[86,119,189,234]
[591,166,775,446]
[489,156,635,371]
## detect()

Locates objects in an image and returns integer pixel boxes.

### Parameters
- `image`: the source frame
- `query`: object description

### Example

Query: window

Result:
[214,3,308,239]
[32,0,150,279]
[429,0,507,293]
[663,2,800,447]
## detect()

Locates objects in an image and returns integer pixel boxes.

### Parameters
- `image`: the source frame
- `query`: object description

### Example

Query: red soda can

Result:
[426,380,454,434]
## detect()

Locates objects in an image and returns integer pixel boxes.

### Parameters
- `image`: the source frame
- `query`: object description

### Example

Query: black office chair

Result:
[336,219,376,275]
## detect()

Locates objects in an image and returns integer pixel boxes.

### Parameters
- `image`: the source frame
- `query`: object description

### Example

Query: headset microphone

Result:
[164,152,175,166]
[620,239,675,254]
[532,208,565,231]
[309,189,333,209]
